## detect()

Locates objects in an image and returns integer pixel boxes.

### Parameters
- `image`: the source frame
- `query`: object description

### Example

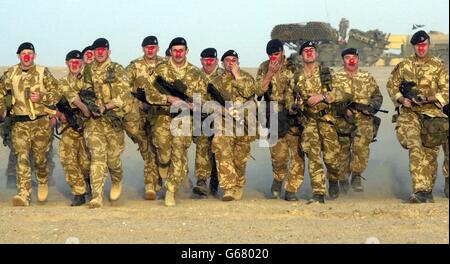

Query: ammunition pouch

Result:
[420,115,449,148]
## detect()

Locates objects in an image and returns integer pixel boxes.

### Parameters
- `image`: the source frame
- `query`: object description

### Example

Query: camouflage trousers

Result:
[193,136,213,181]
[301,119,341,195]
[84,117,125,200]
[12,116,53,199]
[395,109,439,193]
[212,135,252,191]
[152,115,192,193]
[337,114,374,180]
[443,140,449,178]
[59,127,90,195]
[269,127,305,192]
[124,104,158,187]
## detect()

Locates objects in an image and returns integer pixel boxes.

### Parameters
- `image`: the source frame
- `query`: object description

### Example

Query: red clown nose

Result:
[269,55,277,62]
[97,48,105,55]
[70,60,80,67]
[418,43,427,52]
[349,58,356,66]
[205,58,215,65]
[23,54,31,62]
[86,51,93,59]
[147,46,156,53]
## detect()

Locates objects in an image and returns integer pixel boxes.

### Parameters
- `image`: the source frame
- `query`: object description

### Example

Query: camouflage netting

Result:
[271,22,339,43]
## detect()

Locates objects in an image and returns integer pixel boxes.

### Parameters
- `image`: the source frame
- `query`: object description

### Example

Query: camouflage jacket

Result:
[83,58,131,116]
[126,56,164,92]
[203,67,224,83]
[333,68,383,117]
[288,64,352,122]
[387,55,449,118]
[0,64,60,117]
[255,58,297,111]
[146,59,207,110]
[59,73,88,107]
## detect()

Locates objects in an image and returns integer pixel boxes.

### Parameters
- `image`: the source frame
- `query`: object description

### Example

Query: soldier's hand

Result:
[230,64,241,79]
[49,116,58,128]
[81,108,91,118]
[59,113,68,124]
[399,97,412,108]
[30,91,40,103]
[306,94,325,107]
[268,60,281,74]
[346,109,354,117]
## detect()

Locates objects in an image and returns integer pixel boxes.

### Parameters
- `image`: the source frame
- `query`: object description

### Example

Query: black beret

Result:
[221,50,239,62]
[169,37,188,49]
[200,48,217,58]
[16,42,35,54]
[299,41,317,54]
[266,39,284,55]
[141,36,158,47]
[341,48,359,58]
[65,50,83,61]
[410,30,430,45]
[92,38,110,49]
[81,46,93,55]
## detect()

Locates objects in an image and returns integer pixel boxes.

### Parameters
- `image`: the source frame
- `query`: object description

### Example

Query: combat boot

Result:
[307,194,325,204]
[12,195,29,207]
[193,179,208,197]
[71,194,86,206]
[284,191,298,201]
[88,197,103,209]
[425,192,435,203]
[222,189,235,201]
[328,180,339,200]
[351,173,365,192]
[233,187,244,200]
[165,190,176,207]
[445,178,449,198]
[37,183,48,202]
[339,179,350,195]
[144,184,157,200]
[110,181,122,201]
[271,179,283,199]
[409,191,428,203]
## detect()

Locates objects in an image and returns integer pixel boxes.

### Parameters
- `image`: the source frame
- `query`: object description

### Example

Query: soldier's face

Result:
[94,47,110,63]
[170,46,188,64]
[18,50,35,67]
[84,50,94,64]
[201,58,218,74]
[66,59,83,74]
[269,51,284,63]
[143,45,159,59]
[414,41,429,58]
[301,47,316,63]
[343,54,359,71]
[222,57,239,72]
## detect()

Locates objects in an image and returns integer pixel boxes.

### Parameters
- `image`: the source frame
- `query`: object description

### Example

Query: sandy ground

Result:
[0,66,448,244]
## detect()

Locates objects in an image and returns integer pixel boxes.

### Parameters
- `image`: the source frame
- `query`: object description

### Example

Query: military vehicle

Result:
[271,18,390,67]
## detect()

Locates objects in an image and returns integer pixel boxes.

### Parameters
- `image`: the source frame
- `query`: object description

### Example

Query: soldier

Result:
[387,31,449,203]
[332,48,383,197]
[256,39,305,201]
[82,38,131,208]
[210,50,256,201]
[125,36,162,200]
[82,46,95,65]
[58,50,92,206]
[288,41,351,204]
[0,42,60,206]
[145,37,207,207]
[192,48,221,197]
[443,140,449,198]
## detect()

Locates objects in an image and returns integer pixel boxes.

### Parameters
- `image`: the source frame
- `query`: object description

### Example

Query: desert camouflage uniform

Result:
[387,55,449,193]
[256,59,305,193]
[126,56,163,189]
[58,73,90,195]
[82,58,130,202]
[194,67,223,182]
[0,64,60,200]
[288,65,352,196]
[146,59,207,193]
[333,69,382,181]
[444,140,449,178]
[209,69,256,193]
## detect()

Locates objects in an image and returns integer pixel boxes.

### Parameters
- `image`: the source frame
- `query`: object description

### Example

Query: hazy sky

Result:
[0,0,448,67]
